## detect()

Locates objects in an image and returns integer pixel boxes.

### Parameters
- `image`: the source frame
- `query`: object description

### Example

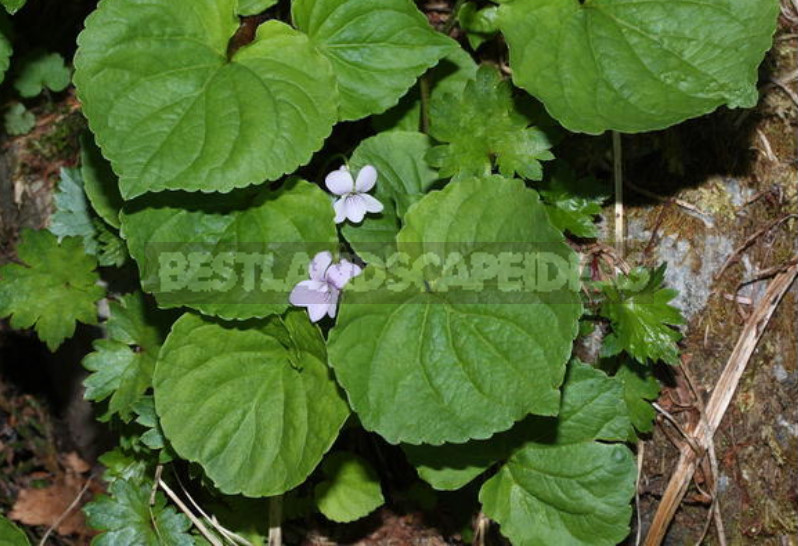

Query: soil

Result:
[1,0,797,544]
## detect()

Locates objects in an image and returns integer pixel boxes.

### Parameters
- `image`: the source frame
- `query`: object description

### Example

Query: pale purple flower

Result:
[325,164,384,224]
[289,251,362,322]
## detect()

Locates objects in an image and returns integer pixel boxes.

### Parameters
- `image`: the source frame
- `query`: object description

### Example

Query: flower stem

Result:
[612,131,624,257]
[268,494,283,546]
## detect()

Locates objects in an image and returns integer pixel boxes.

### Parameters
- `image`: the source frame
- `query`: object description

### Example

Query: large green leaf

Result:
[479,362,636,545]
[427,65,553,181]
[153,311,349,497]
[120,178,337,320]
[0,516,29,546]
[497,0,779,134]
[292,0,456,120]
[74,0,338,198]
[545,360,631,443]
[328,176,581,444]
[0,230,103,351]
[341,131,438,256]
[84,480,194,546]
[314,452,384,522]
[83,292,176,421]
[480,443,636,545]
[406,361,631,490]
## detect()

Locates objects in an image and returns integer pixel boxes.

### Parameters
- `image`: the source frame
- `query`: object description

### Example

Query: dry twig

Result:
[473,511,489,546]
[739,257,798,286]
[714,215,798,281]
[681,362,726,546]
[173,472,252,546]
[623,180,713,227]
[768,77,798,108]
[37,476,93,546]
[158,478,223,546]
[755,128,779,162]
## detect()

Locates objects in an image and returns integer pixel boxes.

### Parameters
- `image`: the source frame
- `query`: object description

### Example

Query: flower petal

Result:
[308,251,333,282]
[327,286,340,318]
[333,198,348,224]
[355,165,377,192]
[344,194,367,223]
[325,166,355,196]
[359,193,384,214]
[307,303,330,323]
[326,260,362,290]
[289,280,329,306]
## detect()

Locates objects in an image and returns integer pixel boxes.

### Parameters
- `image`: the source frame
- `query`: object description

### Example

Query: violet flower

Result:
[325,164,384,224]
[289,251,362,322]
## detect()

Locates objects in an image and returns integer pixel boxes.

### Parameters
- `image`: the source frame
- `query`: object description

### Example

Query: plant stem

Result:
[612,131,624,257]
[419,75,431,134]
[268,494,283,546]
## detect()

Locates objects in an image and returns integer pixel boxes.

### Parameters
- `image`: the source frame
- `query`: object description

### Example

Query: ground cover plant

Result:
[0,0,788,544]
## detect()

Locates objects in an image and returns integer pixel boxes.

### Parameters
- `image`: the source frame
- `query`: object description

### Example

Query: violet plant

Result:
[0,0,781,544]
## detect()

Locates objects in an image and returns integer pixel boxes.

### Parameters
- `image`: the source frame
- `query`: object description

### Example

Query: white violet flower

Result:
[325,164,384,224]
[289,251,362,323]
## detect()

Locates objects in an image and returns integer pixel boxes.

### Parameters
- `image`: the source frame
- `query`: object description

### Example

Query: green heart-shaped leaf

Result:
[293,0,456,120]
[154,311,350,497]
[480,443,636,545]
[479,362,636,545]
[328,176,582,444]
[498,0,779,133]
[74,0,338,198]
